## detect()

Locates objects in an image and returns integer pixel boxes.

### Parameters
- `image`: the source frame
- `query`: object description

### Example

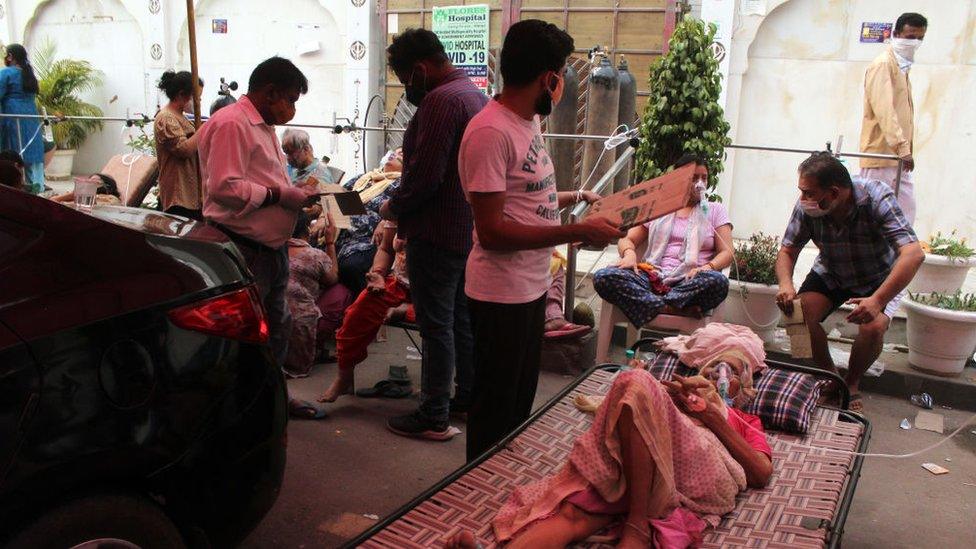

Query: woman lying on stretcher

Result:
[447,362,772,549]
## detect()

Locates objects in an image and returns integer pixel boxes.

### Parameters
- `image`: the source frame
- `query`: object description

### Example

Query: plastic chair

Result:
[595,299,725,363]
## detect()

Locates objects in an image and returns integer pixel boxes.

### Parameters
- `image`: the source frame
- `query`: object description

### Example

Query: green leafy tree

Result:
[634,16,731,191]
[31,39,104,150]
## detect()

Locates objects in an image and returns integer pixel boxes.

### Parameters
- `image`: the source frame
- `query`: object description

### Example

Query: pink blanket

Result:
[493,369,747,544]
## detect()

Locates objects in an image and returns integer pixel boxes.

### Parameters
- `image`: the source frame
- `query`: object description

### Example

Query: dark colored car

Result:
[0,187,287,548]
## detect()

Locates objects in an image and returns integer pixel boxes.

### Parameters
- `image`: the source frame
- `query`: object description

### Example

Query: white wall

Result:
[23,0,146,174]
[723,0,976,249]
[1,0,382,179]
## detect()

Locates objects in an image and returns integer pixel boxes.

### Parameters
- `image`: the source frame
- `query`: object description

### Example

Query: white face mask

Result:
[890,37,922,62]
[800,199,831,218]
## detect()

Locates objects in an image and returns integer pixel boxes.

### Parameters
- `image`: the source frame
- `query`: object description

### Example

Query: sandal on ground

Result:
[355,379,413,399]
[289,398,328,420]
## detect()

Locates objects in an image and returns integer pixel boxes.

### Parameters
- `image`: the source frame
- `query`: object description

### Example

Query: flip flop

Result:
[289,398,328,419]
[544,323,592,340]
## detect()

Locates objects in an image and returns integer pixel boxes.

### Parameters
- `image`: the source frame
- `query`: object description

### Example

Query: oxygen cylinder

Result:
[580,50,620,196]
[547,63,578,193]
[613,56,638,192]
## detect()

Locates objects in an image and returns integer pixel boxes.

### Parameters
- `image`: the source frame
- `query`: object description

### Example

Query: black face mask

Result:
[405,66,428,107]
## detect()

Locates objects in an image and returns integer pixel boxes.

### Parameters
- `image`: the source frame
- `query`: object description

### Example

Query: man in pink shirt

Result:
[199,57,320,415]
[459,21,623,461]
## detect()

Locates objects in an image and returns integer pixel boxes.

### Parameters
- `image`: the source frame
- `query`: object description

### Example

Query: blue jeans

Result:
[406,239,474,423]
[593,267,729,327]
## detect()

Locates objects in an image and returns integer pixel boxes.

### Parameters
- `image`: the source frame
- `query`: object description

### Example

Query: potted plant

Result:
[633,16,731,193]
[32,39,104,179]
[725,232,782,342]
[903,291,976,376]
[907,231,975,294]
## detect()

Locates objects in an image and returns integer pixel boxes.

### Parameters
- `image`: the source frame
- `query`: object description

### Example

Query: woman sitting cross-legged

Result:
[593,154,733,328]
[447,361,772,549]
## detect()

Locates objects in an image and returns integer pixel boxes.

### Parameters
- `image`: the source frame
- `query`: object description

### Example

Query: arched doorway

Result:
[176,0,344,168]
[24,0,146,175]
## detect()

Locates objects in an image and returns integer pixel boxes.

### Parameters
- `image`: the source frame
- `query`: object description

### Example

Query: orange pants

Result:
[335,276,412,372]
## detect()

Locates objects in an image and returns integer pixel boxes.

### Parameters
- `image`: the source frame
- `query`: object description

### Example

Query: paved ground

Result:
[242,331,976,548]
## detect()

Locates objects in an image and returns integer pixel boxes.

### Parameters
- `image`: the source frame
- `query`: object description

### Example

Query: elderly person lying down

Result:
[447,358,772,549]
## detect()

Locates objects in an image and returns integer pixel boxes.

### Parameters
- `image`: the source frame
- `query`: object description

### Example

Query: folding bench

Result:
[346,338,870,549]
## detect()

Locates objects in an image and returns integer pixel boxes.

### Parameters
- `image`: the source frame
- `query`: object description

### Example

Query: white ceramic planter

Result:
[45,149,77,181]
[902,296,976,376]
[724,280,782,343]
[907,254,973,294]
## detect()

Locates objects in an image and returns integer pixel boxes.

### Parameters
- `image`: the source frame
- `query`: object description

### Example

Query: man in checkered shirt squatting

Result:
[773,152,924,413]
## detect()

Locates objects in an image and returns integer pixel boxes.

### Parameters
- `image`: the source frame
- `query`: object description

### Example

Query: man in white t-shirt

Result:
[459,19,624,461]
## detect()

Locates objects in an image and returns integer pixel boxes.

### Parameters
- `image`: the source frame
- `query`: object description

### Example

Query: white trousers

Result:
[860,167,915,224]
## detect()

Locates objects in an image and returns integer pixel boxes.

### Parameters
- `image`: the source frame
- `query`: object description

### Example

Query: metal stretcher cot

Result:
[346,339,871,549]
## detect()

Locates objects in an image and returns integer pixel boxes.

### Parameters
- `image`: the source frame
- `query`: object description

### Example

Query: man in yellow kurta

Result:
[859,12,927,224]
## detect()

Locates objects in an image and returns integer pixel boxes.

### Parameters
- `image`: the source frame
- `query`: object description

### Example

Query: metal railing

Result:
[1,112,904,323]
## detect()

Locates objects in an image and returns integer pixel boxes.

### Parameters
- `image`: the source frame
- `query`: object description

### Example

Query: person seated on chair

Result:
[445,364,772,549]
[774,152,923,413]
[592,154,733,328]
[51,174,123,206]
[318,217,413,403]
[283,212,349,378]
[311,149,402,296]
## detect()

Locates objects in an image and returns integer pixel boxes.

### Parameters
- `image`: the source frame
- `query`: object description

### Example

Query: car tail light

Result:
[168,287,269,344]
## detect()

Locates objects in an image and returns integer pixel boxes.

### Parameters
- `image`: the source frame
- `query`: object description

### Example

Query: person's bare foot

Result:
[318,373,354,403]
[444,530,479,549]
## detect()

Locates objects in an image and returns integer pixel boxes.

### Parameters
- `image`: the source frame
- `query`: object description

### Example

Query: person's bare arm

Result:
[468,191,623,252]
[319,212,340,287]
[703,414,773,488]
[710,224,734,271]
[556,190,600,208]
[847,241,924,323]
[775,245,802,315]
[615,225,648,272]
[666,377,772,488]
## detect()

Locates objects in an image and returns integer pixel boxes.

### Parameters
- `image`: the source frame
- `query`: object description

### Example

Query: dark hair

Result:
[209,94,237,115]
[895,13,928,33]
[798,152,852,190]
[293,212,311,239]
[5,44,39,94]
[0,160,24,190]
[158,70,196,100]
[674,153,706,169]
[248,56,308,95]
[92,173,120,197]
[0,149,25,168]
[387,28,448,76]
[500,20,574,87]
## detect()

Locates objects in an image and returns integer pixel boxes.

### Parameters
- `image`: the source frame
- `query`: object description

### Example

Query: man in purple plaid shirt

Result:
[381,29,488,440]
[774,152,923,412]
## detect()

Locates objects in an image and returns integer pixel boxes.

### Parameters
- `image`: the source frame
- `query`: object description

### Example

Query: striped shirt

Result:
[782,178,917,293]
[388,69,488,255]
